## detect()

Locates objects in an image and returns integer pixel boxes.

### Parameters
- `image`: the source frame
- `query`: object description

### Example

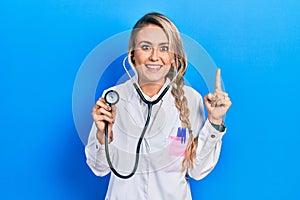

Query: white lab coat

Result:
[85,79,226,200]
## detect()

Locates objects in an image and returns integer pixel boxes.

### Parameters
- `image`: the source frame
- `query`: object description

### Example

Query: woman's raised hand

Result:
[204,69,232,125]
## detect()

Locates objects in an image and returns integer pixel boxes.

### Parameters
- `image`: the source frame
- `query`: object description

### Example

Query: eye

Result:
[141,45,151,51]
[160,46,169,52]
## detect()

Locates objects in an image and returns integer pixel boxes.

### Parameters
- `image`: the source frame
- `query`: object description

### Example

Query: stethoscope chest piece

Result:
[104,90,119,105]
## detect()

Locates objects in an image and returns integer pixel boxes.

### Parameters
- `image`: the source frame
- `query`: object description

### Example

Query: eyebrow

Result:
[137,41,169,46]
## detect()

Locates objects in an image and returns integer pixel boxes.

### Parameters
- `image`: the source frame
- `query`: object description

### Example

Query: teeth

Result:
[146,65,161,69]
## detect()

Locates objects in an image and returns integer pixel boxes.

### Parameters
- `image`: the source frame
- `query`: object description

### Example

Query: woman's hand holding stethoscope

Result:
[204,69,232,125]
[92,97,116,144]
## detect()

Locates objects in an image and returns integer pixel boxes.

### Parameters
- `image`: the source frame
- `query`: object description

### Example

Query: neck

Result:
[140,83,163,98]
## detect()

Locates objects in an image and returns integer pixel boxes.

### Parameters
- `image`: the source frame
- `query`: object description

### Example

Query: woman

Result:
[85,12,232,199]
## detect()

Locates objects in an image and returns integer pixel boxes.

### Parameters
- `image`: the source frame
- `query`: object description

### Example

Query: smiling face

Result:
[132,24,174,88]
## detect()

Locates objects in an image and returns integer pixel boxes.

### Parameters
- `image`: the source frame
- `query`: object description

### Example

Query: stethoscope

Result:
[103,56,180,179]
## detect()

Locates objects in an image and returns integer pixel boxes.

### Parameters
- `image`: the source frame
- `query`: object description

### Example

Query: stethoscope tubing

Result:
[104,84,171,179]
[103,56,175,179]
[104,103,153,179]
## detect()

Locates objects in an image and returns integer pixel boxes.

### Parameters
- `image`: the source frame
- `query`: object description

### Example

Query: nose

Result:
[149,48,159,61]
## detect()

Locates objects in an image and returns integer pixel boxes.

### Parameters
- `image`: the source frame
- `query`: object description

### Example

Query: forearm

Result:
[188,119,226,180]
[85,123,113,176]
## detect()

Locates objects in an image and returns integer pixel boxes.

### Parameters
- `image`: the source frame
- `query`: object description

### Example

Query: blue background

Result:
[1,0,300,199]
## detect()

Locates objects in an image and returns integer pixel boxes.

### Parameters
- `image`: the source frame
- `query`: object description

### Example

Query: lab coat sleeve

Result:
[186,88,226,180]
[188,120,226,180]
[85,122,114,176]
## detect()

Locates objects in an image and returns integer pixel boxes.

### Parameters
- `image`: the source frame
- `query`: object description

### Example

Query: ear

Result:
[131,55,135,65]
[128,49,136,66]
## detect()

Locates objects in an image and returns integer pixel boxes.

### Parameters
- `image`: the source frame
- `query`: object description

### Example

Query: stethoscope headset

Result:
[103,55,182,179]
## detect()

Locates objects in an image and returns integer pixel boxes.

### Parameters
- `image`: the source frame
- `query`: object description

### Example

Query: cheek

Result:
[133,51,148,63]
[161,55,174,65]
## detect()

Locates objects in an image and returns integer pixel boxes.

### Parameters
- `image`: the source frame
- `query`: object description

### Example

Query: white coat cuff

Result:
[202,119,226,143]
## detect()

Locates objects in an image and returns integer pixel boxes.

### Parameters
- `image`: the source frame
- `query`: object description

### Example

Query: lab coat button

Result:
[210,134,216,138]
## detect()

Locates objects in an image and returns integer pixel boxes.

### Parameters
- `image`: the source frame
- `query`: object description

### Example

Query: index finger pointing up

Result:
[215,68,222,90]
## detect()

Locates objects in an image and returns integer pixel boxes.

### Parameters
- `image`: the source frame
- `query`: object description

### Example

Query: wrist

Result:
[209,120,226,132]
[208,116,223,125]
[96,130,105,145]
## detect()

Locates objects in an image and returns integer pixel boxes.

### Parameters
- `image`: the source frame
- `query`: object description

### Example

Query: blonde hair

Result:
[127,12,198,171]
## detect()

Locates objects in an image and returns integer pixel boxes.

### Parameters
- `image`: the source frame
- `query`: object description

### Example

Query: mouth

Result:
[145,64,163,71]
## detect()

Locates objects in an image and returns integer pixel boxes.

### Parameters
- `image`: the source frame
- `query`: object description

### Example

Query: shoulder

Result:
[183,85,203,101]
[102,79,134,100]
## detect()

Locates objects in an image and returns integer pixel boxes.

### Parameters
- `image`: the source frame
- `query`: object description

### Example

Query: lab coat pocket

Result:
[168,136,186,157]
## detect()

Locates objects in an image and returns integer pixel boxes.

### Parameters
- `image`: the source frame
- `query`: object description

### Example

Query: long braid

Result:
[171,77,190,129]
[171,74,199,171]
[168,55,199,171]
